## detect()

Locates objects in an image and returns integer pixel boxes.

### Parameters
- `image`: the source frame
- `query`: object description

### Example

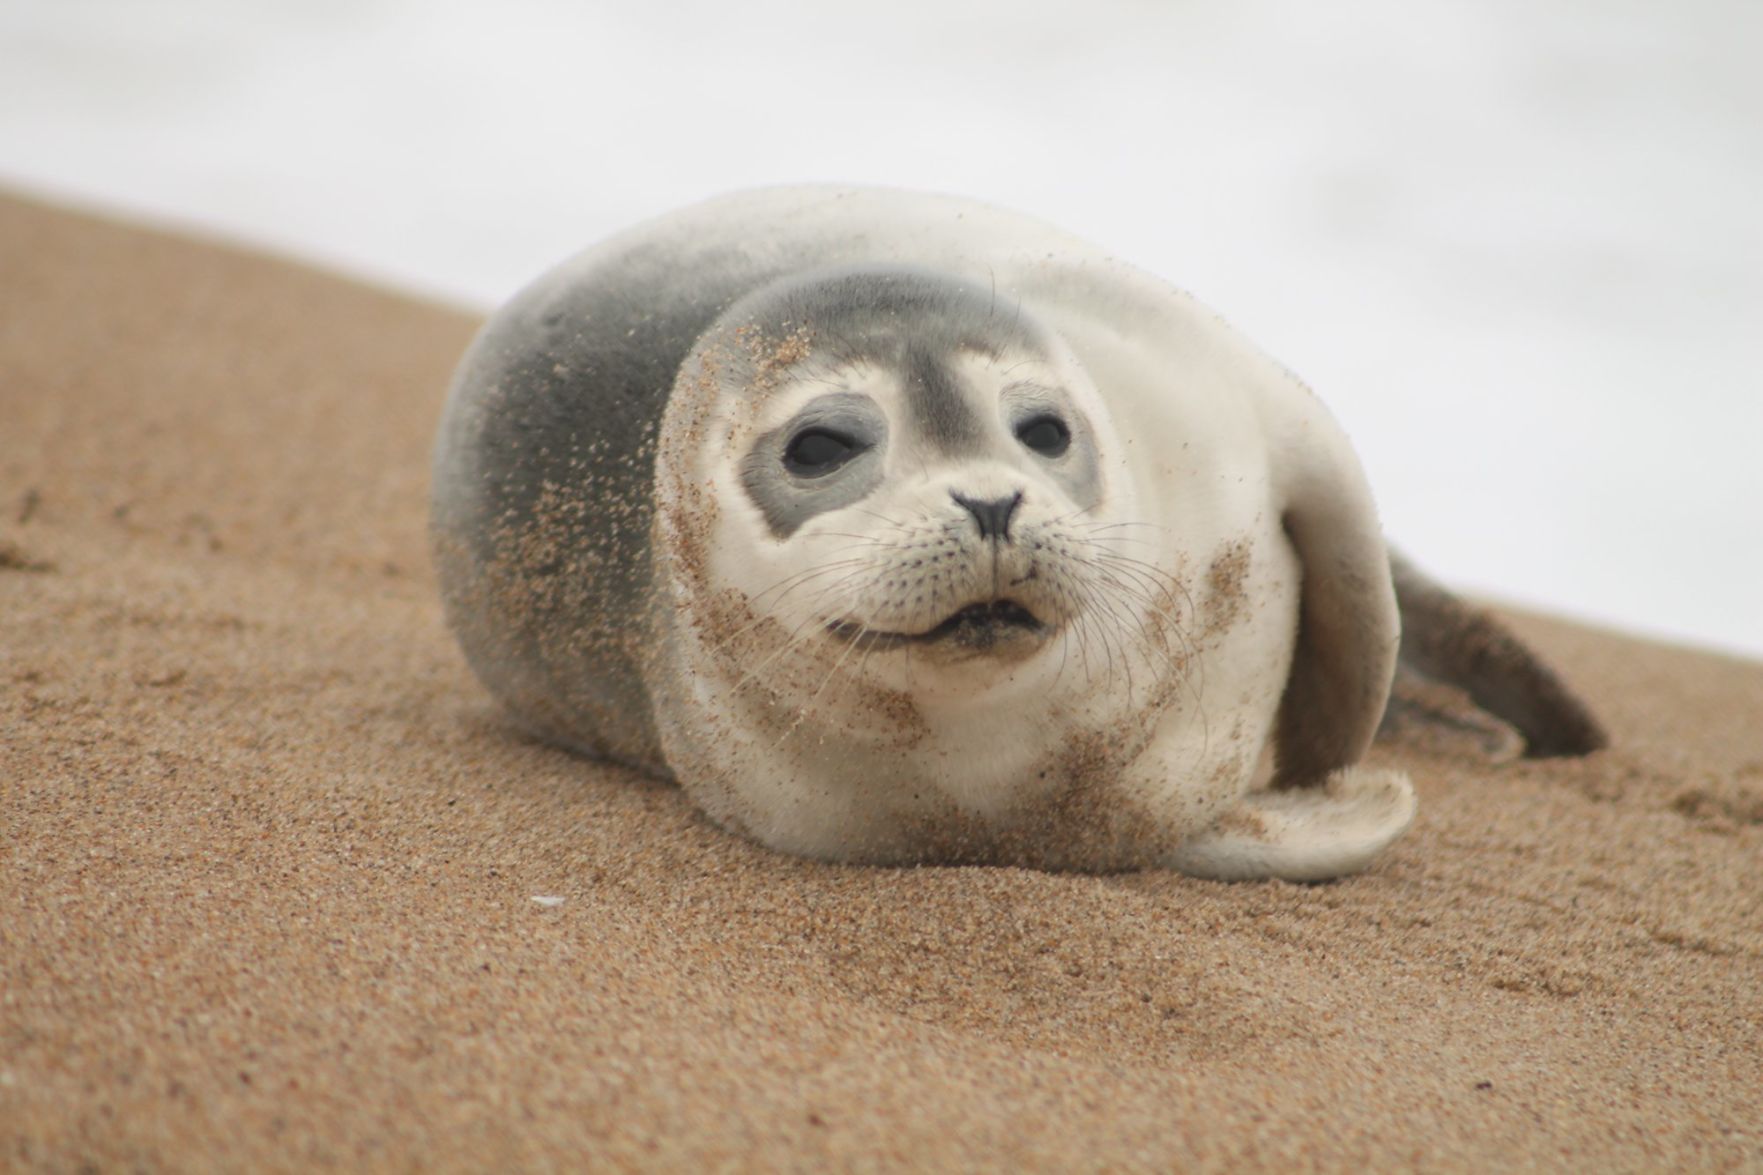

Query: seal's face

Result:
[663,268,1159,706]
[741,344,1108,670]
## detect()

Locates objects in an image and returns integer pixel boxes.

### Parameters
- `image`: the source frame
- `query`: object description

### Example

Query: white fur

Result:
[637,187,1410,878]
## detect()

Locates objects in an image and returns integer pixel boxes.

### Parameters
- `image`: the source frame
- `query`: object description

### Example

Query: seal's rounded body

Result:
[432,187,1415,878]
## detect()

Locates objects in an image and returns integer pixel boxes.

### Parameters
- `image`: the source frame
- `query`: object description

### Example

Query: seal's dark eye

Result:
[783,428,862,477]
[1016,415,1070,457]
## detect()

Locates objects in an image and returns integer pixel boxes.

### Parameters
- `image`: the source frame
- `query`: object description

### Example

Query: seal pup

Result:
[431,186,1600,880]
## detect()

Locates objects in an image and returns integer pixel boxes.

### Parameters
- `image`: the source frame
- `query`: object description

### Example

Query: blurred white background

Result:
[3,0,1758,657]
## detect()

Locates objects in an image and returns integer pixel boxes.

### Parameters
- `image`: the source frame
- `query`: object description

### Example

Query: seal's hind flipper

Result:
[1166,767,1416,882]
[1379,670,1526,761]
[1388,552,1607,758]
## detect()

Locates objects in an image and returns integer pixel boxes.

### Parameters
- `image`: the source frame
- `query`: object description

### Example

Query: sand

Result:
[2,191,1760,1172]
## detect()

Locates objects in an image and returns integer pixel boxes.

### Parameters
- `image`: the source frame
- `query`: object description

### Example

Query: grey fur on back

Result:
[431,202,917,769]
[432,227,794,769]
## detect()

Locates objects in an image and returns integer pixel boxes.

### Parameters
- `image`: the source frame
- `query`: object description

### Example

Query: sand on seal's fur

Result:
[2,192,1760,1170]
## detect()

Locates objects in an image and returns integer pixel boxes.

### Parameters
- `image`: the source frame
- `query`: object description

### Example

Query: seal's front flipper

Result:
[1166,767,1416,882]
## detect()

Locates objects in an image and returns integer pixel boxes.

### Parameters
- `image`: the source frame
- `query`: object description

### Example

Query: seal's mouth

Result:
[827,599,1046,652]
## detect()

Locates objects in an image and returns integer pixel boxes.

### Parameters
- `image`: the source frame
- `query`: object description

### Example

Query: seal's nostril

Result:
[951,491,1023,542]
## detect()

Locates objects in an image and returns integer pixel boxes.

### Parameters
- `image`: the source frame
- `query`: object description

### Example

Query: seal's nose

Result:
[952,491,1023,543]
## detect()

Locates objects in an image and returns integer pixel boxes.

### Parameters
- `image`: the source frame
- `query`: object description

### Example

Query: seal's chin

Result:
[827,599,1048,654]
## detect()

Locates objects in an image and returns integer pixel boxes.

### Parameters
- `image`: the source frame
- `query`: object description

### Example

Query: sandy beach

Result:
[3,192,1759,1170]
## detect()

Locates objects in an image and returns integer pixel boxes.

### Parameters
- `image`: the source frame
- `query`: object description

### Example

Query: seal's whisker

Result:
[774,608,870,749]
[1084,519,1165,533]
[1084,563,1203,699]
[718,619,824,702]
[714,575,873,698]
[1101,574,1210,755]
[814,531,895,546]
[1080,520,1168,548]
[747,557,873,607]
[1075,579,1142,702]
[1063,581,1117,685]
[1088,552,1201,645]
[701,559,875,661]
[843,506,911,532]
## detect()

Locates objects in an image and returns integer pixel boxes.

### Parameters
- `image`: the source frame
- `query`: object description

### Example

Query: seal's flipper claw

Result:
[1167,767,1415,882]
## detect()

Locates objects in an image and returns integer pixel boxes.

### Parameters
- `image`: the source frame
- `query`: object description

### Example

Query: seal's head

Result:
[655,267,1151,709]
